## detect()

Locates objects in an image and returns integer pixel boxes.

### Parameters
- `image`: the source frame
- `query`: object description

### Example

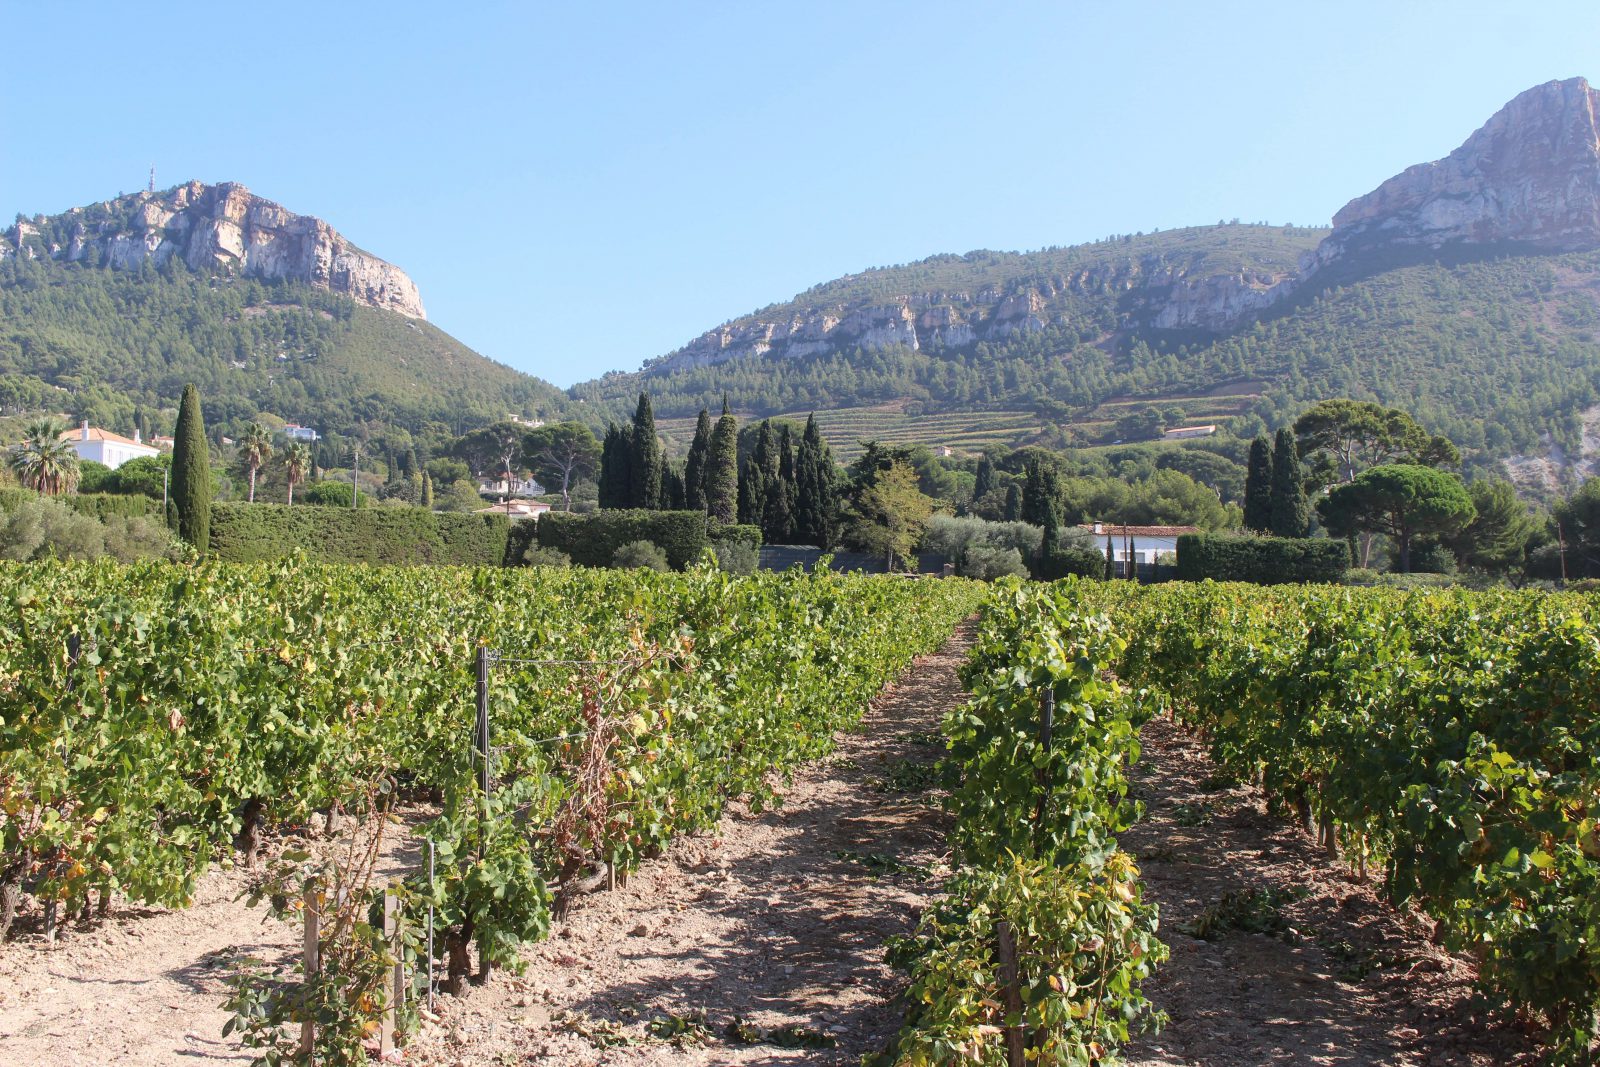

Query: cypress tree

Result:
[794,413,836,547]
[1021,460,1060,527]
[421,471,434,509]
[1104,533,1115,580]
[705,399,739,523]
[171,383,211,553]
[629,393,662,509]
[1269,427,1311,537]
[973,453,996,504]
[598,423,633,509]
[683,408,712,512]
[767,425,797,543]
[739,421,776,527]
[1004,484,1023,522]
[1243,434,1273,533]
[661,460,685,510]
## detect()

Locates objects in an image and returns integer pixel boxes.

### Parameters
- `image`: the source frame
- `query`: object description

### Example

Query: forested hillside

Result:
[574,236,1600,468]
[0,242,566,435]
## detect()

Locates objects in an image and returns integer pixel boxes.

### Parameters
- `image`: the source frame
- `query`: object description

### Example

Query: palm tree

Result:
[284,443,311,505]
[8,418,80,496]
[239,423,273,503]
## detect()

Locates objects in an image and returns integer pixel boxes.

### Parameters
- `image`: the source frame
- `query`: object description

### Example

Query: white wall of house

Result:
[66,429,160,470]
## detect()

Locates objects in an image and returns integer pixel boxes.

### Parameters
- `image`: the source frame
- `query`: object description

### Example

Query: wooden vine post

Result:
[995,919,1026,1067]
[301,884,320,1061]
[474,645,492,857]
[379,889,402,1056]
[1032,685,1056,851]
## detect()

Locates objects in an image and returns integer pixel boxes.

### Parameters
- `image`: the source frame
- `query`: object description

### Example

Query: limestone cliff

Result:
[1315,77,1600,266]
[1,181,426,319]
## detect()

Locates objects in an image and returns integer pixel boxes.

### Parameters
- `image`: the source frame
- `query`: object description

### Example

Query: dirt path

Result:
[405,624,976,1066]
[0,818,422,1067]
[1121,717,1536,1067]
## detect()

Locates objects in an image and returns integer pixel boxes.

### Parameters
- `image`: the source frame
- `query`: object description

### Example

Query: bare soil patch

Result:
[0,812,424,1067]
[402,624,976,1067]
[1121,716,1537,1067]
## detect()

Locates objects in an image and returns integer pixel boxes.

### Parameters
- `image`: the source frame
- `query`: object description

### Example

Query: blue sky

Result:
[4,2,1597,387]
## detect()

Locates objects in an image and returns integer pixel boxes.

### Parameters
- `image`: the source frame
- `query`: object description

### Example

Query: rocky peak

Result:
[1316,77,1600,263]
[3,181,426,319]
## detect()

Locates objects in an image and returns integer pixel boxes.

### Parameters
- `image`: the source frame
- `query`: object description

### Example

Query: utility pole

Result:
[148,166,155,194]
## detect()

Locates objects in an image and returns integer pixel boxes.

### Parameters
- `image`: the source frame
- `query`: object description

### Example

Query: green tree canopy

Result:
[1446,478,1540,576]
[1293,399,1459,487]
[1318,463,1475,573]
[523,421,599,511]
[843,458,937,569]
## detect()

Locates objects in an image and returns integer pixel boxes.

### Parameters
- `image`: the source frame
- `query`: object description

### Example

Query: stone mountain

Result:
[643,77,1600,376]
[1,181,426,319]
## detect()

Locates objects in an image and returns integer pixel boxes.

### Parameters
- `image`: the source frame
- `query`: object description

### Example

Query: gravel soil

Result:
[402,623,977,1066]
[0,811,424,1067]
[1121,716,1538,1067]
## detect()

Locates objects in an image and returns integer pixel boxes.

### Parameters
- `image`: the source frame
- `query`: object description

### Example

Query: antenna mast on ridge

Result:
[148,166,155,194]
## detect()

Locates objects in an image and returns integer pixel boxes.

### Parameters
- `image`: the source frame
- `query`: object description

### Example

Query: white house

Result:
[475,500,551,522]
[61,422,160,470]
[282,424,320,442]
[478,475,546,499]
[1081,522,1199,567]
[1163,425,1218,440]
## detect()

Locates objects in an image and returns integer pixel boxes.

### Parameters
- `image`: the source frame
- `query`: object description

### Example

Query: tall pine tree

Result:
[629,393,662,509]
[171,383,211,553]
[1243,434,1273,533]
[683,408,712,512]
[1269,427,1311,537]
[705,399,739,523]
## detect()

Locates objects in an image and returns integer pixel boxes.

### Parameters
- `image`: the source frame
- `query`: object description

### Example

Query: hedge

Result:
[707,521,762,550]
[209,502,510,566]
[535,510,710,570]
[66,493,163,521]
[1175,533,1349,585]
[0,488,160,521]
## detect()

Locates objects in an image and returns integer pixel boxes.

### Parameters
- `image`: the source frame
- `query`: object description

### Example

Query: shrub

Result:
[77,460,114,493]
[535,510,708,570]
[1039,529,1107,580]
[921,515,1041,578]
[0,498,105,560]
[611,539,669,571]
[103,514,186,562]
[522,545,571,568]
[707,521,762,550]
[299,482,365,508]
[711,539,758,575]
[1176,533,1349,584]
[961,543,1028,579]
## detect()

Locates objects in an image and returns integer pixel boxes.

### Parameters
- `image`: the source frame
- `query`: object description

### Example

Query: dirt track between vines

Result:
[1122,716,1537,1067]
[401,624,976,1066]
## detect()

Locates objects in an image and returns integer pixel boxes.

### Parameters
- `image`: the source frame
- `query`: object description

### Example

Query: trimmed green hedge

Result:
[0,488,160,521]
[210,502,510,566]
[708,521,762,550]
[535,510,709,570]
[66,493,163,521]
[1176,533,1349,585]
